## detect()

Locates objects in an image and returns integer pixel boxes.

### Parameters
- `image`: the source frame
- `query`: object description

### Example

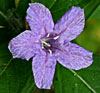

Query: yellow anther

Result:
[42,41,51,47]
[46,33,50,37]
[42,43,44,49]
[53,36,59,40]
[48,49,52,54]
[0,26,4,28]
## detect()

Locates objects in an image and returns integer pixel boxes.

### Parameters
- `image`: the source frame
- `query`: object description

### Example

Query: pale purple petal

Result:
[8,30,41,60]
[32,51,56,89]
[54,6,85,41]
[55,41,93,70]
[26,3,54,36]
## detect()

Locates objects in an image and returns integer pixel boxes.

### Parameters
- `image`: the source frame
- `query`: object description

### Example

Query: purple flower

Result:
[8,3,93,89]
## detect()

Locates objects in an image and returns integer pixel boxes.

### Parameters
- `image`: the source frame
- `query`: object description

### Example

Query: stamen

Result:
[42,41,51,47]
[53,36,59,40]
[42,43,44,49]
[48,49,52,54]
[41,33,59,53]
[46,33,50,37]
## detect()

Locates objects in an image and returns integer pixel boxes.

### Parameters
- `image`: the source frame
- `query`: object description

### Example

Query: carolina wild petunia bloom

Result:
[8,3,93,89]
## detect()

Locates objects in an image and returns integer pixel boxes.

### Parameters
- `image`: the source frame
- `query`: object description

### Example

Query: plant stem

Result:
[0,58,13,76]
[69,69,97,93]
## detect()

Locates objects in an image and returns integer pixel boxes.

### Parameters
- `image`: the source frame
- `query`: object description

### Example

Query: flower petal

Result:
[32,51,56,89]
[8,30,41,60]
[54,6,85,41]
[55,41,93,70]
[26,3,54,36]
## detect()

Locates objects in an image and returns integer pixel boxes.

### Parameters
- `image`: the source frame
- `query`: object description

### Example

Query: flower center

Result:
[41,33,59,54]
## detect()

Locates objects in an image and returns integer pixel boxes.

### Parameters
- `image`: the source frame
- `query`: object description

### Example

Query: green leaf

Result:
[21,75,35,93]
[16,0,31,17]
[0,0,14,13]
[50,0,100,23]
[0,0,15,25]
[0,43,35,93]
[0,0,15,43]
[76,5,100,53]
[89,4,100,19]
[31,0,56,9]
[54,54,100,93]
[31,0,100,23]
[0,0,30,43]
[83,0,100,19]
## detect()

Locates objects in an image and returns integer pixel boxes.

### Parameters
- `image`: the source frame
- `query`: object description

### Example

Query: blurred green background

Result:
[0,0,100,93]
